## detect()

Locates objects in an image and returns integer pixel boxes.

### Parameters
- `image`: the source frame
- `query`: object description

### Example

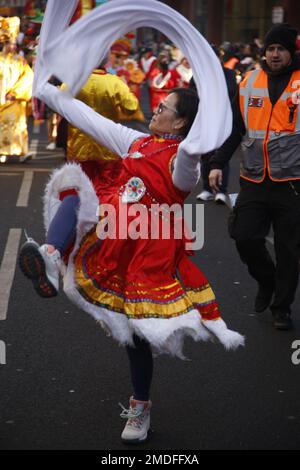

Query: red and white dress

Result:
[38,82,244,358]
[75,136,221,340]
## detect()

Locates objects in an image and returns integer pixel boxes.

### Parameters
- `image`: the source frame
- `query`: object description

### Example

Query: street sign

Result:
[272,6,285,24]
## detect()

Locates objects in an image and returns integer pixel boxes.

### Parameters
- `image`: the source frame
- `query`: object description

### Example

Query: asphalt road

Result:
[0,118,300,451]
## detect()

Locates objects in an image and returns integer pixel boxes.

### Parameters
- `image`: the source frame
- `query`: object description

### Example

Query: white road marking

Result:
[0,229,22,321]
[28,135,64,161]
[29,138,39,159]
[266,236,274,246]
[33,123,40,134]
[0,173,20,176]
[0,167,51,173]
[34,154,64,160]
[16,170,34,207]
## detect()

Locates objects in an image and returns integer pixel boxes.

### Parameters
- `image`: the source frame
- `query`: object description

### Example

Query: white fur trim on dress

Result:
[43,162,98,232]
[203,319,245,350]
[44,163,245,358]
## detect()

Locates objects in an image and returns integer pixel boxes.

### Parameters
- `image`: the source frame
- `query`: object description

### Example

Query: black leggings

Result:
[126,335,153,402]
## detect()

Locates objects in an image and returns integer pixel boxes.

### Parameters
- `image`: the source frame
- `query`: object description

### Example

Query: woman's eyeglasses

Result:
[156,102,178,115]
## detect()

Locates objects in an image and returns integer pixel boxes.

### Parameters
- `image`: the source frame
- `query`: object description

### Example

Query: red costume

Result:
[74,135,220,325]
[148,68,182,112]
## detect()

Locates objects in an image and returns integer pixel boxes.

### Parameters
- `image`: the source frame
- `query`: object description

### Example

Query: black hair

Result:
[171,87,199,137]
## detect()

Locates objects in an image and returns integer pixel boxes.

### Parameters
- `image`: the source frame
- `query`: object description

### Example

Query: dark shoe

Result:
[273,312,293,330]
[254,285,274,313]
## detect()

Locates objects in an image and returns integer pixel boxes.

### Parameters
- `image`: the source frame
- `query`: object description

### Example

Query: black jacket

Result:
[190,67,240,163]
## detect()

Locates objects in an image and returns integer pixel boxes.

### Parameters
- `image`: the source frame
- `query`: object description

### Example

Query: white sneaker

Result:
[196,190,214,201]
[19,153,33,163]
[46,142,56,150]
[19,238,61,298]
[214,192,227,204]
[120,397,151,444]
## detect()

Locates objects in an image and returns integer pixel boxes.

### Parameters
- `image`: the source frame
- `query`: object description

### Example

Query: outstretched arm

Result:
[36,82,148,157]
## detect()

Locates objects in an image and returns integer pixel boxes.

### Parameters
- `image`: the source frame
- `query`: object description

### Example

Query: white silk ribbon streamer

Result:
[33,0,79,95]
[34,0,232,159]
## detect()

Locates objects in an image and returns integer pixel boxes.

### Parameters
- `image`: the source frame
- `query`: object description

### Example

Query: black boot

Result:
[254,284,274,313]
[273,311,293,330]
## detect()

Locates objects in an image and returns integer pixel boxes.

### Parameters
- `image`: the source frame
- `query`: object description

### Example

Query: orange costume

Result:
[117,59,145,101]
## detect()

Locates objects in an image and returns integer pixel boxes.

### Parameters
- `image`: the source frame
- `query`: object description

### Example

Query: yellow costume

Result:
[67,69,141,162]
[0,17,33,157]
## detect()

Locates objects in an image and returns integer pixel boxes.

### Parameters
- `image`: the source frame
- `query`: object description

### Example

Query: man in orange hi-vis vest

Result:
[209,24,300,331]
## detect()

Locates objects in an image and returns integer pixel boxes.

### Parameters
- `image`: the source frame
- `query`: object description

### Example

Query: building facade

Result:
[163,0,300,44]
[1,0,300,47]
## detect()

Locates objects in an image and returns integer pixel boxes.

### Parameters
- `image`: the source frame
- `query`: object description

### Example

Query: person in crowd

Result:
[220,41,240,71]
[105,39,131,75]
[20,82,244,443]
[0,17,33,163]
[194,45,238,204]
[209,24,300,330]
[148,50,181,112]
[65,64,143,182]
[237,43,261,78]
[139,46,157,80]
[19,0,244,445]
[117,58,145,101]
[176,56,193,88]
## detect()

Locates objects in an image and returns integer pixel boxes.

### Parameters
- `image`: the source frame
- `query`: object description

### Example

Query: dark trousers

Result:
[126,335,153,402]
[201,154,229,193]
[229,177,300,315]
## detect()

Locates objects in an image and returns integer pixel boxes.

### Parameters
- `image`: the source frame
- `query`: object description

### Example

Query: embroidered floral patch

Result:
[121,177,146,203]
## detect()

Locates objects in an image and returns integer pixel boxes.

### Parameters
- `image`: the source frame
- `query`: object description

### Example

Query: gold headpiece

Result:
[0,16,20,43]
